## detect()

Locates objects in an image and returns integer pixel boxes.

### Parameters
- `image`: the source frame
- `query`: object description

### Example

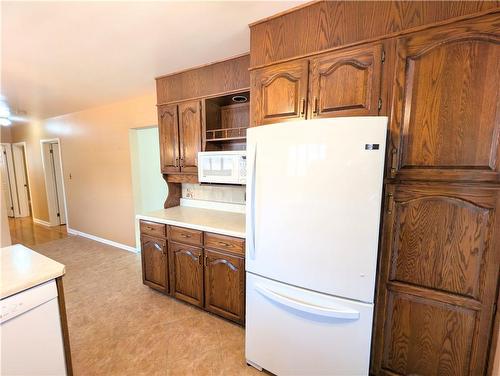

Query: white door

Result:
[42,142,67,226]
[50,143,66,225]
[0,144,17,217]
[12,144,31,217]
[246,118,387,303]
[246,273,374,375]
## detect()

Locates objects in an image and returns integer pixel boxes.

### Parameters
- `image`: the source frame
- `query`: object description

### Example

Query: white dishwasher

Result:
[0,280,67,375]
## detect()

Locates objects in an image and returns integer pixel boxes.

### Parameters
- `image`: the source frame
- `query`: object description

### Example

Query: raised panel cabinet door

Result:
[371,184,500,376]
[158,104,180,173]
[141,235,168,293]
[178,100,202,174]
[309,44,383,118]
[251,59,309,126]
[169,241,203,307]
[204,249,245,324]
[389,14,500,182]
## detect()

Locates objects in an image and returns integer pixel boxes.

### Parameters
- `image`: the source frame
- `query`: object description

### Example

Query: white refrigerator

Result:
[245,117,387,375]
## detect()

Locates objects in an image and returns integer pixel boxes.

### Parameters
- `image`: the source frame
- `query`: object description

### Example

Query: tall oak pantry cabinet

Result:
[248,2,500,375]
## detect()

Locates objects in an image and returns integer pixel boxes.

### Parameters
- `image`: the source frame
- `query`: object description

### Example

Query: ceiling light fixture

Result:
[0,117,12,127]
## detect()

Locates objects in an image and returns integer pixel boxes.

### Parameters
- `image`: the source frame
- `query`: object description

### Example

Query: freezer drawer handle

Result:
[255,284,360,320]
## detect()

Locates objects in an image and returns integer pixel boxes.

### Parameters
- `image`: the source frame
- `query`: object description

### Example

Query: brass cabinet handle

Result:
[387,193,395,215]
[313,97,319,115]
[180,158,184,168]
[175,157,179,167]
[390,148,398,176]
[217,241,231,247]
[300,98,306,116]
[180,233,191,238]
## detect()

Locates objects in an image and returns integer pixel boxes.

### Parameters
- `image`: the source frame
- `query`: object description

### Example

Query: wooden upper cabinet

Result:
[371,184,500,375]
[141,235,168,293]
[309,44,383,118]
[389,15,500,182]
[204,249,245,324]
[251,59,309,126]
[178,100,202,173]
[169,241,203,307]
[158,104,180,173]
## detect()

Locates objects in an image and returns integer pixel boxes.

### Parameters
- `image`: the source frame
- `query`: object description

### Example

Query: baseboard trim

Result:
[67,228,138,253]
[33,217,52,227]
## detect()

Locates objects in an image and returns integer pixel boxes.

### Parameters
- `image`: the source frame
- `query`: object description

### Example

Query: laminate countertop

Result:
[1,244,65,299]
[137,206,246,238]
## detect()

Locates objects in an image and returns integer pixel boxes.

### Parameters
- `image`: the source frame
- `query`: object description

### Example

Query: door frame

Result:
[0,143,18,217]
[40,138,69,227]
[12,142,32,217]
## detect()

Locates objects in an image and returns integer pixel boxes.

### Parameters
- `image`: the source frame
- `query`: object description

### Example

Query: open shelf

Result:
[204,91,250,151]
[206,127,247,142]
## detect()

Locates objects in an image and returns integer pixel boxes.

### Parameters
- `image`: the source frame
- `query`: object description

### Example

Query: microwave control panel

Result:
[239,157,247,183]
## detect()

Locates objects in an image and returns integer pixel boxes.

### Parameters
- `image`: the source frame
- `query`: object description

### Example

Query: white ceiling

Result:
[1,1,303,120]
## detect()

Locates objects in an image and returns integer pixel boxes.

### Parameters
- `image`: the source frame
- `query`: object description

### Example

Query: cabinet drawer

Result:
[204,233,245,255]
[169,226,203,246]
[140,220,166,238]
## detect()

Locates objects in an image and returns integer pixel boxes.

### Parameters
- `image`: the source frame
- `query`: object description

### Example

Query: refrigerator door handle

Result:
[248,143,257,260]
[255,284,360,320]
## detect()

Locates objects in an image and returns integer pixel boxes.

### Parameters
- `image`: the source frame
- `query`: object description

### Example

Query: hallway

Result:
[9,216,67,247]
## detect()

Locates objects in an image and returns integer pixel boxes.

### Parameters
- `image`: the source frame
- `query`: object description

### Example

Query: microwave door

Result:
[198,151,245,184]
[201,155,235,184]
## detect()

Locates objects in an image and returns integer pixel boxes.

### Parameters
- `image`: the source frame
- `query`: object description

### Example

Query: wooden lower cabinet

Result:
[140,221,246,324]
[140,235,168,293]
[169,241,204,307]
[371,183,500,375]
[204,249,245,324]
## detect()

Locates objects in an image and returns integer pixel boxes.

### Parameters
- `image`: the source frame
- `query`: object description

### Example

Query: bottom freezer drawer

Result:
[245,272,374,376]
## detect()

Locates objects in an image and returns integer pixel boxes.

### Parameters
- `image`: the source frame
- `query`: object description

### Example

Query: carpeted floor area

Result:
[32,235,259,376]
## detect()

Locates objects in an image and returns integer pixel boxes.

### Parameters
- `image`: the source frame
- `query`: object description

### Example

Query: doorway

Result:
[12,142,32,217]
[129,126,167,249]
[41,139,67,226]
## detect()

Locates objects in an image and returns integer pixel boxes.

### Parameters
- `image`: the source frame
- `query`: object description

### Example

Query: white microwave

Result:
[198,151,246,185]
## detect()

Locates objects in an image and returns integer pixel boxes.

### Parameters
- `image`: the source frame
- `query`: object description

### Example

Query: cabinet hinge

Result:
[381,50,385,63]
[378,98,382,112]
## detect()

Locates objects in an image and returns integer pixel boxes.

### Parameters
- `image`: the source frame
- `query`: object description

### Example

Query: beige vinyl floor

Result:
[31,235,261,376]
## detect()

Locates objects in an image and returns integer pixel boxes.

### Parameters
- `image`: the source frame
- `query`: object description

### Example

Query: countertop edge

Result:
[1,266,66,300]
[136,214,246,239]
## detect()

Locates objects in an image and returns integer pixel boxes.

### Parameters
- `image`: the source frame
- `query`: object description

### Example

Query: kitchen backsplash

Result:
[182,184,246,204]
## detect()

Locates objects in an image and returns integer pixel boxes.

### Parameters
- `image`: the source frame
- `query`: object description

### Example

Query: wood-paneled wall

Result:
[249,0,499,68]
